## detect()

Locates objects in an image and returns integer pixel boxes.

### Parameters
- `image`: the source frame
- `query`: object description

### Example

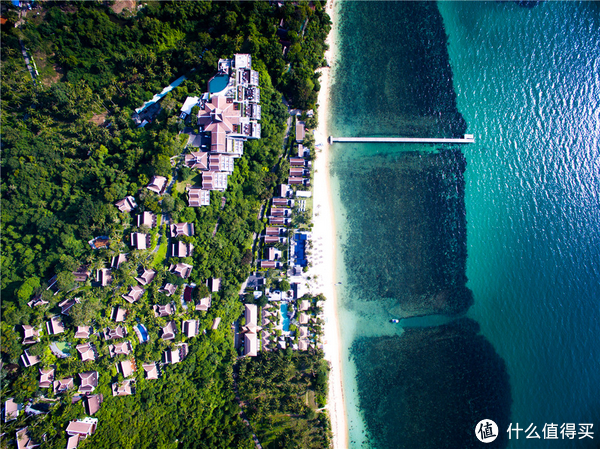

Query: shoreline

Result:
[310,2,348,448]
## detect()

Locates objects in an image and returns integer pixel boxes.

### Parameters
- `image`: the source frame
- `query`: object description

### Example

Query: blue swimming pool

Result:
[208,75,229,93]
[280,303,290,332]
[137,324,149,342]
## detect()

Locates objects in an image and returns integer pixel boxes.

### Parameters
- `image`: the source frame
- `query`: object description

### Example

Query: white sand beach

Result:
[310,2,347,448]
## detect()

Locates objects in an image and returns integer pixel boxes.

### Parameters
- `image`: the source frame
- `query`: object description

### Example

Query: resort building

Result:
[289,157,307,167]
[115,195,137,213]
[172,241,194,258]
[201,171,229,191]
[111,305,127,323]
[295,122,305,142]
[288,176,307,185]
[104,326,127,340]
[195,296,211,312]
[212,317,221,330]
[264,235,287,244]
[108,341,132,358]
[265,226,285,235]
[289,167,309,177]
[208,153,235,172]
[27,296,48,308]
[58,297,80,315]
[84,395,103,416]
[76,343,96,362]
[65,417,98,448]
[160,321,177,341]
[130,232,150,250]
[15,427,39,449]
[72,267,91,283]
[112,380,135,397]
[135,268,156,286]
[142,362,159,380]
[160,283,177,296]
[188,188,211,207]
[122,285,145,303]
[208,277,221,292]
[272,198,294,207]
[117,360,136,378]
[4,398,21,422]
[170,222,195,237]
[179,95,201,120]
[170,263,193,279]
[53,377,74,394]
[75,326,93,339]
[267,247,282,261]
[78,371,98,394]
[185,151,209,169]
[181,53,261,206]
[242,304,260,357]
[20,350,41,368]
[268,216,290,226]
[96,268,112,287]
[146,176,167,194]
[111,253,128,269]
[153,303,175,317]
[182,320,200,338]
[46,315,65,335]
[260,260,282,269]
[270,207,291,217]
[39,368,55,389]
[21,325,41,345]
[137,211,157,228]
[163,343,188,364]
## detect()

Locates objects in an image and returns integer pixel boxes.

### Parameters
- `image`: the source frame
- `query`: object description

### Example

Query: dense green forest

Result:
[238,350,331,449]
[1,1,331,447]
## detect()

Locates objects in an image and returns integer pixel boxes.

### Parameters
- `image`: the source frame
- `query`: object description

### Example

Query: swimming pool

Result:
[136,324,149,343]
[280,303,290,332]
[208,75,229,93]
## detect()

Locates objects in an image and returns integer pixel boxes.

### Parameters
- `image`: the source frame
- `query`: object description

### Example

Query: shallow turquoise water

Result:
[329,1,600,447]
[281,303,290,331]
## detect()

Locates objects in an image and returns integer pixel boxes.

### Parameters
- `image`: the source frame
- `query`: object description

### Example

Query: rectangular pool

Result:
[280,303,290,332]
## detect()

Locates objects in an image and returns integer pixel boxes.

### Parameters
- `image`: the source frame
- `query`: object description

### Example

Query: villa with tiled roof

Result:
[122,285,144,303]
[39,368,55,389]
[142,362,159,380]
[78,371,98,394]
[115,195,137,213]
[76,343,96,362]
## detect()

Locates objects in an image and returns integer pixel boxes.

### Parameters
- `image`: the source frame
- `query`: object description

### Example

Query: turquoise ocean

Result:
[327,2,600,448]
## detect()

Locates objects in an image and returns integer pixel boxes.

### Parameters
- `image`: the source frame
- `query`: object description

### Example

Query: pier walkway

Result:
[328,134,474,144]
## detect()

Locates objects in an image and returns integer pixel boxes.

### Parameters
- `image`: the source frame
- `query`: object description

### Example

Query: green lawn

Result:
[152,229,168,268]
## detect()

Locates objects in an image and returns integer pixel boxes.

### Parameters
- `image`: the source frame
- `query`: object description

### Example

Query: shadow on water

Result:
[351,318,512,449]
[335,148,472,318]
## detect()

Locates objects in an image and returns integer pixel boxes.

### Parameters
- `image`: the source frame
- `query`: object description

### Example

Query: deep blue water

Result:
[328,1,600,448]
[439,2,600,446]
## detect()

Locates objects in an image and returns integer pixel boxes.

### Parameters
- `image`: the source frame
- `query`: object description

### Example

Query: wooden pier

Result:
[328,134,474,144]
